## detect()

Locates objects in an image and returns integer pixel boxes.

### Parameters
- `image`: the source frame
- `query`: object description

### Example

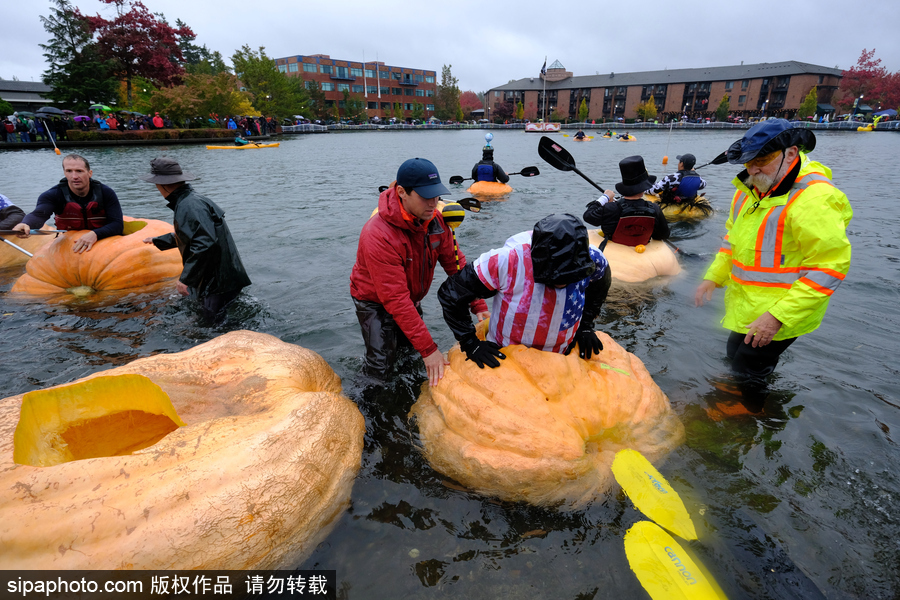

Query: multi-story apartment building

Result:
[274,54,437,120]
[488,60,842,122]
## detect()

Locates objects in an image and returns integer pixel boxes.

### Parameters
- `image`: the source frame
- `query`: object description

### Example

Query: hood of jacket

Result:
[531,213,596,286]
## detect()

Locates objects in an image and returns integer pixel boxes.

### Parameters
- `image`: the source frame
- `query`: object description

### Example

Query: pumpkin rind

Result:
[9,216,182,297]
[410,332,684,509]
[0,330,365,570]
[588,229,681,283]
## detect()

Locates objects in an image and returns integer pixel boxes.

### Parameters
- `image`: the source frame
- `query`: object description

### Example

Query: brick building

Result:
[274,54,437,120]
[488,60,842,122]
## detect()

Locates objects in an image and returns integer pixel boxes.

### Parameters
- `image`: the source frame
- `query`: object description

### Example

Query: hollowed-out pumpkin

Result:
[466,181,513,198]
[9,216,182,298]
[588,229,681,283]
[0,330,365,570]
[410,331,684,509]
[645,192,714,221]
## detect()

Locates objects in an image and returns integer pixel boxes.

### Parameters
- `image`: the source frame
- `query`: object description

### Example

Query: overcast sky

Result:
[2,0,898,94]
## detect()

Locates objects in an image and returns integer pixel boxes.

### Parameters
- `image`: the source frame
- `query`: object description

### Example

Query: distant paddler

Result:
[11,154,124,254]
[470,133,510,185]
[647,152,713,219]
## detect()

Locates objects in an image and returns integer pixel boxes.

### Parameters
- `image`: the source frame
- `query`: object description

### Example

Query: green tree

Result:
[516,101,524,120]
[411,102,424,121]
[304,79,328,122]
[0,99,15,116]
[393,102,404,122]
[39,0,118,110]
[435,64,460,120]
[151,72,250,124]
[714,93,730,122]
[797,87,818,119]
[577,98,589,122]
[550,108,563,122]
[343,89,367,123]
[456,103,464,122]
[117,76,156,115]
[231,45,309,117]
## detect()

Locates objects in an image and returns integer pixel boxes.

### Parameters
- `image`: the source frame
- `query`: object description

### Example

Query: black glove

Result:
[459,334,506,369]
[565,328,603,360]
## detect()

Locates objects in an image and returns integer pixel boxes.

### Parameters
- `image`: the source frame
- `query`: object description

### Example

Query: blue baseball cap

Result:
[396,158,451,199]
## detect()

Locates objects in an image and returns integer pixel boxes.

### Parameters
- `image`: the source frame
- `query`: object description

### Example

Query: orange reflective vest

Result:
[703,154,852,339]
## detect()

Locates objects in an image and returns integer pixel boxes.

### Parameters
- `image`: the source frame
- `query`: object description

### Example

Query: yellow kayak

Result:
[206,142,280,149]
[467,181,513,197]
[617,135,636,141]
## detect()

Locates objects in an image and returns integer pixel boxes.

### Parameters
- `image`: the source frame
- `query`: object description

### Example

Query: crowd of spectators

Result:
[3,113,70,143]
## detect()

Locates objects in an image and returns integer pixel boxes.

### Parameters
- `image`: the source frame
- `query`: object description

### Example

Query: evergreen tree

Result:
[40,0,118,110]
[435,64,460,121]
[797,87,818,120]
[393,102,404,122]
[714,94,729,122]
[577,98,589,122]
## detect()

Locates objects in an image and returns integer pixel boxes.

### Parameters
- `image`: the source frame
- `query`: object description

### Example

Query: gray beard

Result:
[747,172,776,193]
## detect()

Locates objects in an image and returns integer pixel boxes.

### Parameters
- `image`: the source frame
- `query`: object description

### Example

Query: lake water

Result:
[2,128,899,599]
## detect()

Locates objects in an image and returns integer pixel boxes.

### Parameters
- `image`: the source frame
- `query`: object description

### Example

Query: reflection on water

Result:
[2,130,899,598]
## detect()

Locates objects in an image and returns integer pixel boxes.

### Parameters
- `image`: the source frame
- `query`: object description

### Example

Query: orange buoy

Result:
[662,156,668,165]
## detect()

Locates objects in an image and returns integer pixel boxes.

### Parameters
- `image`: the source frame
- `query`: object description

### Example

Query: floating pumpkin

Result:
[466,180,513,198]
[588,229,681,283]
[9,216,182,298]
[0,226,55,269]
[410,332,684,509]
[645,192,714,221]
[0,330,365,569]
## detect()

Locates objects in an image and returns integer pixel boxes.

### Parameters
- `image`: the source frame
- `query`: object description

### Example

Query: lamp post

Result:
[683,102,688,121]
[762,99,768,119]
[851,94,863,120]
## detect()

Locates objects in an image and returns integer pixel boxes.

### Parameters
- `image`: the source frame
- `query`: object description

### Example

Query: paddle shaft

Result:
[2,238,33,257]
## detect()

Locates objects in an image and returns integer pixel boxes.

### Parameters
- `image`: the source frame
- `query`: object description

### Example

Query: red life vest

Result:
[53,179,106,230]
[610,215,655,246]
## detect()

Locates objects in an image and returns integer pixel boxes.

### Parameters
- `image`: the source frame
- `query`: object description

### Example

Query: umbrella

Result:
[73,116,90,122]
[16,111,35,118]
[874,108,897,117]
[62,109,75,114]
[89,104,112,112]
[35,106,66,116]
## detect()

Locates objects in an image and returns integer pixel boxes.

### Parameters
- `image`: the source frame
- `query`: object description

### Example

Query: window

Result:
[368,102,377,109]
[367,86,377,95]
[278,64,287,73]
[725,81,733,90]
[403,103,411,110]
[392,87,402,95]
[335,66,348,79]
[762,78,769,86]
[742,79,749,89]
[380,87,390,95]
[738,95,746,105]
[494,91,500,97]
[379,70,390,79]
[426,90,433,97]
[404,89,413,96]
[321,82,334,91]
[303,63,317,73]
[289,63,298,73]
[425,76,434,83]
[305,81,315,90]
[338,100,346,108]
[416,89,424,97]
[392,72,402,80]
[365,69,376,78]
[337,83,349,92]
[351,68,363,77]
[818,75,824,84]
[381,102,391,110]
[320,65,333,74]
[426,104,434,111]
[416,74,423,83]
[352,85,364,93]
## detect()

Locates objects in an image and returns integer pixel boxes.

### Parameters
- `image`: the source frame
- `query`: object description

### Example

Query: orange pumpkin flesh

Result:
[411,332,684,509]
[9,216,182,297]
[0,330,365,570]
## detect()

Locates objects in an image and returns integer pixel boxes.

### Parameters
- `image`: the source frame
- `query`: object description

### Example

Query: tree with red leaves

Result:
[459,90,482,119]
[838,49,888,112]
[82,0,193,108]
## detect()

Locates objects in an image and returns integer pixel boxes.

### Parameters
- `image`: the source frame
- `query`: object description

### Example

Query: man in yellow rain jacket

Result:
[695,119,852,407]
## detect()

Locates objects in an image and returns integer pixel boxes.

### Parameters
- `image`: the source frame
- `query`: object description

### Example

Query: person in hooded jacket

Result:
[695,119,852,409]
[141,157,251,323]
[470,146,509,183]
[350,158,489,386]
[12,154,124,253]
[438,214,611,368]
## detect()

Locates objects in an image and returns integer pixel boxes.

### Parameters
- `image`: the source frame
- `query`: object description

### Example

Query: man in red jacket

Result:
[351,158,489,386]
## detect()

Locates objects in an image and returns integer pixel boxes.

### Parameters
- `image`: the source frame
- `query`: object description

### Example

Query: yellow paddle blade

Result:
[14,374,185,467]
[624,521,727,600]
[612,448,697,540]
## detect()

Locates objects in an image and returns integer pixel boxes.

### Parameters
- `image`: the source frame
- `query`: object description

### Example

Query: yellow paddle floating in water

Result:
[624,521,727,600]
[612,448,697,540]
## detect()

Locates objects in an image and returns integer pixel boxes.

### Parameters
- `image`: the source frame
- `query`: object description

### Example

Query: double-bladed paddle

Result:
[448,165,540,185]
[695,151,728,170]
[0,229,64,236]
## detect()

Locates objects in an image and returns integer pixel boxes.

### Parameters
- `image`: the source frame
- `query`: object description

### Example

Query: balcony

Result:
[398,80,419,86]
[329,73,356,81]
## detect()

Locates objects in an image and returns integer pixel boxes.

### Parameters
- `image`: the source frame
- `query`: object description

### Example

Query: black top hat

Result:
[615,156,656,196]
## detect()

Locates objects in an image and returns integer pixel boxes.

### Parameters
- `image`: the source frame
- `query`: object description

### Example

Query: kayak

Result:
[572,137,593,142]
[467,180,513,197]
[206,142,280,149]
[645,192,714,221]
[587,229,681,283]
[617,135,636,141]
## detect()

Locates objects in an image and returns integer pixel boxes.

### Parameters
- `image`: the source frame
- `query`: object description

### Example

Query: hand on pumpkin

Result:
[423,349,450,386]
[73,231,97,254]
[12,222,31,238]
[460,334,506,369]
[565,328,603,360]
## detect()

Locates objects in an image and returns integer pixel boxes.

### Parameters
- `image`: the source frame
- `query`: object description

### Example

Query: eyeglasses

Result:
[744,150,783,169]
